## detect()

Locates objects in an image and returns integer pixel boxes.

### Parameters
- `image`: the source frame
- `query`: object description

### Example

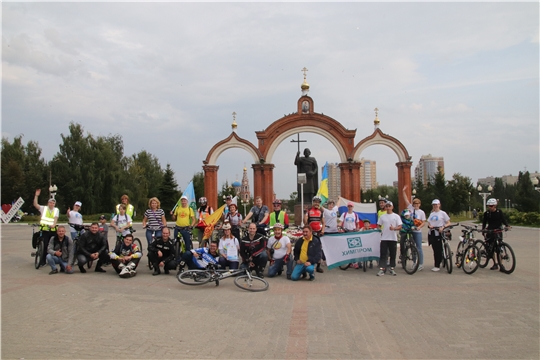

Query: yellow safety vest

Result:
[40,207,58,231]
[116,204,135,218]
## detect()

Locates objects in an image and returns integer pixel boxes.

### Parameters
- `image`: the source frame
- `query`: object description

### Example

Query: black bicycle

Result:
[432,223,459,274]
[475,228,514,274]
[400,230,419,275]
[30,224,47,269]
[69,223,91,268]
[177,263,269,292]
[455,224,481,275]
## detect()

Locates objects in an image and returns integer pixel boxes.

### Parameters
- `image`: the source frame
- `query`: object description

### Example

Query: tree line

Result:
[1,122,183,216]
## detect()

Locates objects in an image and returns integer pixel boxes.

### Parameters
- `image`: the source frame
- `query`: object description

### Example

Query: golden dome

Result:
[243,167,247,171]
[301,79,310,90]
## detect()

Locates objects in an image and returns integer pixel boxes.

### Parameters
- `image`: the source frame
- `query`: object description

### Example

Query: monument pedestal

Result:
[294,204,305,226]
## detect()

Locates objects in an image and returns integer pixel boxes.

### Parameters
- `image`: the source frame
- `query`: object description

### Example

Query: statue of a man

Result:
[294,148,319,203]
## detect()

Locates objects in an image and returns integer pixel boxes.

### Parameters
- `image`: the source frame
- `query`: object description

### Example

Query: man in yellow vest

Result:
[33,189,59,267]
[268,199,289,229]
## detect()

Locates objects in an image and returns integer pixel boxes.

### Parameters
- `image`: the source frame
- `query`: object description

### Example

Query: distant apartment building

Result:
[479,172,540,186]
[477,176,496,187]
[414,154,444,186]
[359,158,377,190]
[327,162,341,201]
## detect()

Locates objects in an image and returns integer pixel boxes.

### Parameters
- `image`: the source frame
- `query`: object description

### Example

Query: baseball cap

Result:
[225,195,232,200]
[181,195,188,200]
[74,201,82,207]
[99,215,106,220]
[48,198,56,203]
[432,199,441,205]
[347,201,354,207]
[385,201,393,207]
[403,210,411,217]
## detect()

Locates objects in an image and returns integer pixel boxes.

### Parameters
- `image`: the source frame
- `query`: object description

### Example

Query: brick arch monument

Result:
[202,94,412,211]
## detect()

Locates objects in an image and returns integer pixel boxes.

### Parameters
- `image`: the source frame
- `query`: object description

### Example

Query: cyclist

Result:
[32,189,59,267]
[171,195,197,252]
[222,195,233,218]
[426,199,451,272]
[243,196,270,236]
[399,209,416,264]
[291,226,322,281]
[196,197,214,246]
[266,223,293,280]
[116,194,135,218]
[147,227,176,276]
[66,201,83,241]
[76,223,109,273]
[179,241,220,271]
[482,198,510,271]
[218,222,240,270]
[402,186,426,271]
[338,202,360,232]
[323,199,339,234]
[142,197,167,247]
[111,204,132,238]
[46,225,74,274]
[268,199,289,229]
[224,203,242,243]
[304,196,325,273]
[377,201,402,276]
[109,233,142,278]
[240,222,268,278]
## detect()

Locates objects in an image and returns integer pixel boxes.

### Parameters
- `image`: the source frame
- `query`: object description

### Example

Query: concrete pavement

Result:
[1,223,538,359]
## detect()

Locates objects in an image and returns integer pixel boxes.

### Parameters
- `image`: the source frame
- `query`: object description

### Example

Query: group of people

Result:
[32,187,511,280]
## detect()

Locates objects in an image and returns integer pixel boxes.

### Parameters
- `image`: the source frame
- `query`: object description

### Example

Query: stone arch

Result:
[204,132,262,166]
[352,128,410,162]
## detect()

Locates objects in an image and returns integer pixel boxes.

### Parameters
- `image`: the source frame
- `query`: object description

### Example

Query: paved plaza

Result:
[1,223,539,359]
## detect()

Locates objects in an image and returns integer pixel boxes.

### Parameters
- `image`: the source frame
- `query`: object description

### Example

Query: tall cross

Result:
[291,133,307,153]
[301,67,308,80]
[374,107,379,118]
[232,111,236,121]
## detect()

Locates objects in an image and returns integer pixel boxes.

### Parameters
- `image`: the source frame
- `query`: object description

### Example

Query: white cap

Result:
[74,201,82,207]
[432,199,441,205]
[181,195,188,200]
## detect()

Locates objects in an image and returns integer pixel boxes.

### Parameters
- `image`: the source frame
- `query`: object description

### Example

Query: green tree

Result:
[192,171,204,201]
[124,151,164,214]
[446,173,473,214]
[287,191,298,211]
[515,171,538,212]
[159,164,180,213]
[217,181,235,207]
[427,167,451,211]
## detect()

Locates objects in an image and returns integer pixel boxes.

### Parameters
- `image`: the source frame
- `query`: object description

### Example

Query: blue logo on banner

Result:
[347,237,362,248]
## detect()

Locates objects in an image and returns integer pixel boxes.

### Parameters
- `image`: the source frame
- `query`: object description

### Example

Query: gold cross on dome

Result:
[301,67,308,80]
[232,112,236,121]
[374,108,379,118]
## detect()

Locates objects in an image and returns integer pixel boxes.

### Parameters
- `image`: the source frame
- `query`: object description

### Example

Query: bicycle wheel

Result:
[444,243,453,274]
[475,240,489,268]
[34,240,43,269]
[234,275,269,292]
[177,270,212,285]
[402,245,419,275]
[339,264,351,270]
[455,241,466,268]
[133,237,143,255]
[462,245,479,275]
[497,242,516,274]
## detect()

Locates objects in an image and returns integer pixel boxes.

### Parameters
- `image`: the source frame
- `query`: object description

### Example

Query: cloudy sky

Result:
[3,1,539,199]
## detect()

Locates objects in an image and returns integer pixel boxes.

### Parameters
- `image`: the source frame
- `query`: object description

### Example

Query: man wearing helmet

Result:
[268,199,289,229]
[482,198,510,270]
[267,223,293,279]
[304,196,326,273]
[196,197,214,247]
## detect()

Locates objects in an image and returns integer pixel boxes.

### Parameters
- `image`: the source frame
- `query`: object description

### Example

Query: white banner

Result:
[1,197,25,223]
[321,230,381,270]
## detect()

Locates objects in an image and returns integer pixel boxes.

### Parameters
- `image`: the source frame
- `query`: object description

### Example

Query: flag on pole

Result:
[336,196,377,228]
[316,162,329,205]
[202,204,226,240]
[172,181,197,213]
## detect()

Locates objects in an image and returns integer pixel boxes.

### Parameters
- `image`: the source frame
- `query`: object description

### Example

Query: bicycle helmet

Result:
[273,223,284,229]
[199,197,207,204]
[487,198,497,206]
[273,199,282,205]
[222,222,231,230]
[312,196,322,203]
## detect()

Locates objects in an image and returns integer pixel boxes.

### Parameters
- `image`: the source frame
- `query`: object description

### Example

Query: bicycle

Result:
[432,223,459,274]
[337,228,370,272]
[177,263,269,292]
[475,228,514,274]
[455,224,481,275]
[30,224,47,269]
[400,230,419,275]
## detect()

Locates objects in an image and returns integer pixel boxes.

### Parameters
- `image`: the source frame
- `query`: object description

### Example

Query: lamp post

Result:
[412,189,416,201]
[298,173,307,227]
[468,192,471,218]
[49,185,58,200]
[241,199,249,217]
[477,185,492,212]
[533,177,540,192]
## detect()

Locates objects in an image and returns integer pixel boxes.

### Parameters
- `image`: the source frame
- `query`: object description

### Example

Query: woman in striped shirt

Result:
[142,197,167,247]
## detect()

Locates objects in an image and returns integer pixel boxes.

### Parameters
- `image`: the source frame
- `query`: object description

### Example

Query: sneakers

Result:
[490,264,499,270]
[153,269,161,276]
[418,265,424,271]
[316,266,324,273]
[119,267,131,278]
[129,270,137,277]
[286,274,292,280]
[309,275,315,281]
[377,269,385,276]
[389,268,397,276]
[256,272,264,279]
[78,265,87,273]
[431,267,440,272]
[95,267,106,273]
[49,269,58,275]
[164,268,170,275]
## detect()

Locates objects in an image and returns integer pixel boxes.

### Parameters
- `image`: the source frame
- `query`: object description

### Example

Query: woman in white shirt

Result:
[426,199,451,272]
[218,222,240,270]
[402,186,426,271]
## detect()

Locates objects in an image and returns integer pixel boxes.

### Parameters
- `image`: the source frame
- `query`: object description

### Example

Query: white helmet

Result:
[312,196,322,203]
[487,198,497,206]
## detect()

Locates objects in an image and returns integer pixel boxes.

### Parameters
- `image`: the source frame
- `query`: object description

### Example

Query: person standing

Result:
[243,196,269,236]
[304,196,325,273]
[116,194,135,219]
[482,198,510,270]
[402,186,426,271]
[111,205,132,239]
[268,199,289,229]
[338,202,360,232]
[142,197,167,247]
[323,199,339,234]
[218,222,240,270]
[376,201,402,276]
[427,199,451,272]
[171,195,197,251]
[32,189,59,267]
[66,201,83,241]
[196,197,214,247]
[224,203,243,243]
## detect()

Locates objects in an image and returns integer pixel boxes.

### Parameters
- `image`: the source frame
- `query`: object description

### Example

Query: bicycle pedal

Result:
[30,252,36,257]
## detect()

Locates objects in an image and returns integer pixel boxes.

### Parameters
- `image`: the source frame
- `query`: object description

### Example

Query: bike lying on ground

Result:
[475,228,514,274]
[455,224,482,275]
[177,263,269,292]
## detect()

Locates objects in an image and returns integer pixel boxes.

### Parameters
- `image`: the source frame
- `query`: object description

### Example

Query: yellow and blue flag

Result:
[317,162,329,205]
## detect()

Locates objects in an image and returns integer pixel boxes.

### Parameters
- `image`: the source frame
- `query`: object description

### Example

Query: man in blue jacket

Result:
[291,226,322,281]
